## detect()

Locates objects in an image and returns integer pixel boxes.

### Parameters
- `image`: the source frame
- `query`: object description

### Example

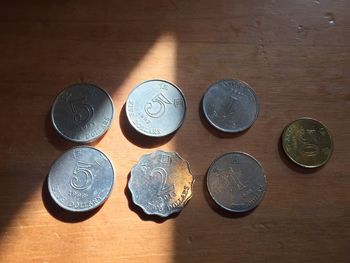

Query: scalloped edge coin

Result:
[128,150,194,217]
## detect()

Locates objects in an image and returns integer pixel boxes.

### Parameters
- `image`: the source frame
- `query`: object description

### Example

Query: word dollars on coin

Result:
[282,118,333,168]
[202,79,259,133]
[128,150,194,217]
[126,79,186,137]
[207,152,267,213]
[51,83,114,143]
[48,146,115,212]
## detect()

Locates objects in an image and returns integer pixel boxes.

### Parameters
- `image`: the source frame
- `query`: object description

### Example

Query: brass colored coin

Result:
[282,118,333,168]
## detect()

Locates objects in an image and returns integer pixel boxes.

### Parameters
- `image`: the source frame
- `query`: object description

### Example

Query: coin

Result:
[51,83,114,143]
[207,152,267,213]
[126,79,186,137]
[128,150,194,217]
[48,146,115,212]
[282,118,333,168]
[202,79,259,133]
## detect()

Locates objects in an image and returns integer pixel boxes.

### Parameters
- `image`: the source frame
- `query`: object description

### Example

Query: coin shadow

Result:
[45,110,107,150]
[124,172,179,223]
[277,135,322,174]
[119,103,176,149]
[198,97,249,139]
[202,170,255,218]
[42,175,102,223]
[45,110,77,151]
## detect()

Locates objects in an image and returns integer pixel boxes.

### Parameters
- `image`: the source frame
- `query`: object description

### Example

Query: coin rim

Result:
[202,79,259,133]
[128,150,194,217]
[281,117,334,168]
[51,83,115,143]
[48,145,115,212]
[125,79,187,137]
[206,151,267,213]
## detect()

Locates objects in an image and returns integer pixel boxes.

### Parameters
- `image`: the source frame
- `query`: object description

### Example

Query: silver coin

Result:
[202,79,259,133]
[48,146,115,212]
[51,83,114,143]
[207,152,267,212]
[126,79,186,137]
[128,150,194,217]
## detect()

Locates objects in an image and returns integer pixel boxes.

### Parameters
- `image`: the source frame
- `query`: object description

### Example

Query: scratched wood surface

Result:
[0,1,349,262]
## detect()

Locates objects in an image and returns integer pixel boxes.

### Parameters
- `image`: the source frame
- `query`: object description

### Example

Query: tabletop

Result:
[0,1,349,262]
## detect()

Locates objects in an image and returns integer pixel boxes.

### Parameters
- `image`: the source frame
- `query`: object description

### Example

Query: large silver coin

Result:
[128,150,194,217]
[202,79,259,133]
[207,152,266,212]
[51,83,114,143]
[48,146,115,212]
[126,80,186,137]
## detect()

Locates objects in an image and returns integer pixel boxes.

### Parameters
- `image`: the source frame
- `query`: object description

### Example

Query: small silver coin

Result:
[202,79,259,133]
[207,152,267,213]
[126,79,186,137]
[48,146,115,212]
[128,150,194,217]
[51,83,114,143]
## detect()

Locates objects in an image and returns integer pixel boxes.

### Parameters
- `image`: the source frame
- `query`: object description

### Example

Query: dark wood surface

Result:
[0,1,349,262]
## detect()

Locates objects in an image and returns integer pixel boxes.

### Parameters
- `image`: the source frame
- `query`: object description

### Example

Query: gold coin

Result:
[282,118,333,168]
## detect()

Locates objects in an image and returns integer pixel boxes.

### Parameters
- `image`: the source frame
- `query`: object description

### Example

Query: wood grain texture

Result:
[0,1,349,262]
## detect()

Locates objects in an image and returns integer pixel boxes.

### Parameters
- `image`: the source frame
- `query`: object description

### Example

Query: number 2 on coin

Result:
[150,167,175,196]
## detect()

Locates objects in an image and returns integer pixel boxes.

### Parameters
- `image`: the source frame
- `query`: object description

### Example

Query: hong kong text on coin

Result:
[51,83,114,143]
[207,152,267,213]
[126,80,186,137]
[128,150,194,217]
[282,118,333,168]
[202,79,259,133]
[48,146,115,212]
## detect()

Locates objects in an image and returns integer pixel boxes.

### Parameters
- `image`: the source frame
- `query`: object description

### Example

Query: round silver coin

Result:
[51,83,114,143]
[207,152,267,213]
[126,79,186,137]
[128,150,194,217]
[48,146,115,212]
[202,79,259,133]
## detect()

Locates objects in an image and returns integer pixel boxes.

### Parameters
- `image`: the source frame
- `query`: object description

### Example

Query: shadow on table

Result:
[42,176,102,223]
[119,104,176,148]
[124,172,179,223]
[0,1,345,262]
[0,0,160,238]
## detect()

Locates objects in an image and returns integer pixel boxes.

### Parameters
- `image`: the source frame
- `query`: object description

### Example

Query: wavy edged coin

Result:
[126,79,187,137]
[128,150,194,217]
[51,83,114,143]
[202,79,259,133]
[207,152,267,213]
[282,118,333,168]
[48,146,115,212]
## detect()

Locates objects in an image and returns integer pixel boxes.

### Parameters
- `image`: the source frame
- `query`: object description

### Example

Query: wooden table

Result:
[0,1,349,262]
